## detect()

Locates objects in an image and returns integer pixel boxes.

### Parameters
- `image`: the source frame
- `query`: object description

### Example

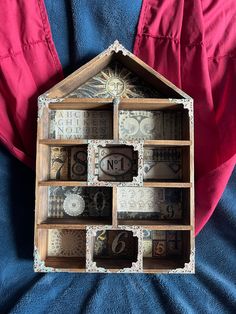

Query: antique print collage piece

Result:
[87,140,144,187]
[67,61,162,99]
[98,145,138,182]
[50,146,87,181]
[35,41,194,273]
[143,230,182,258]
[117,187,183,220]
[50,147,69,180]
[70,146,88,180]
[143,147,182,181]
[119,110,182,140]
[49,110,113,139]
[48,230,86,257]
[48,186,112,218]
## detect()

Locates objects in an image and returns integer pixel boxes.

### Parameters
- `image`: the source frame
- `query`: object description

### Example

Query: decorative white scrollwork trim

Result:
[34,246,60,272]
[169,98,194,126]
[38,94,48,121]
[99,40,132,58]
[168,248,195,274]
[86,225,143,273]
[38,94,64,120]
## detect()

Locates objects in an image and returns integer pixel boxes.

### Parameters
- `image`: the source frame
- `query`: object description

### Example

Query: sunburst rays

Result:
[68,62,160,98]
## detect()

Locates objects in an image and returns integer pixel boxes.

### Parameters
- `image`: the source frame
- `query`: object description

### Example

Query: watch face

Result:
[63,194,85,216]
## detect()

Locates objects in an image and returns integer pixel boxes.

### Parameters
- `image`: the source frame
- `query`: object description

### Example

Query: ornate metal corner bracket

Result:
[168,249,195,274]
[34,246,59,272]
[169,98,194,126]
[99,40,132,58]
[38,94,64,120]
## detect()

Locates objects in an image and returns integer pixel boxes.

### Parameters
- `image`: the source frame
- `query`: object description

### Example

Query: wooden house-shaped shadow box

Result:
[35,41,194,273]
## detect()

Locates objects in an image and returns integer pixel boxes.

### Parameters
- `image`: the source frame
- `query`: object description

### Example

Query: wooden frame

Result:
[34,41,194,273]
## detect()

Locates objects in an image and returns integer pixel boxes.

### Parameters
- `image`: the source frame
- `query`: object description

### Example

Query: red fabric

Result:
[134,0,236,234]
[0,0,63,168]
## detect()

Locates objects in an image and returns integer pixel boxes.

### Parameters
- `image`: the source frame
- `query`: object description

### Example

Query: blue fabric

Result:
[0,144,235,313]
[0,1,236,312]
[44,0,142,75]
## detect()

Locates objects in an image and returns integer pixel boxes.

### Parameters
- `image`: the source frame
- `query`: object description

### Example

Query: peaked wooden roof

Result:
[46,40,191,100]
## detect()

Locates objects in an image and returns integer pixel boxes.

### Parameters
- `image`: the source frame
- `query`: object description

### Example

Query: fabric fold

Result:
[134,0,236,234]
[0,0,63,168]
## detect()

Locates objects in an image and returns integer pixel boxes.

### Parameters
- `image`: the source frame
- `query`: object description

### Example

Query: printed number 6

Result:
[112,232,128,254]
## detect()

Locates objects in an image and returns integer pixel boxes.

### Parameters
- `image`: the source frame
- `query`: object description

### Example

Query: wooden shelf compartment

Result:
[52,143,88,182]
[37,142,89,182]
[142,230,191,271]
[118,103,190,141]
[46,104,114,141]
[117,186,191,226]
[35,228,87,271]
[91,229,139,271]
[143,145,190,183]
[36,185,113,225]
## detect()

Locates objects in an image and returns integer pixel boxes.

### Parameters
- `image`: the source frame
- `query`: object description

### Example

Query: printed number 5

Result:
[155,242,165,255]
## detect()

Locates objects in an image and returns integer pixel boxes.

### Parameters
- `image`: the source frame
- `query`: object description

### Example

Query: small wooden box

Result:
[34,41,194,273]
